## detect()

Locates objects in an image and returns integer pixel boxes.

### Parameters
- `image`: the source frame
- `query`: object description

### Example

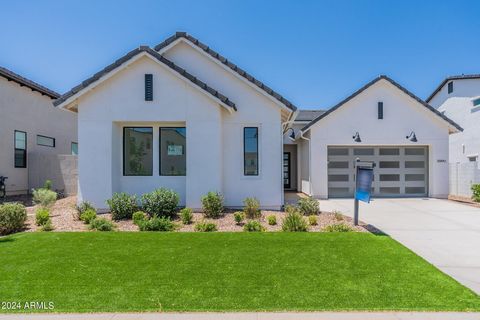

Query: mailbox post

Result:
[354,158,375,226]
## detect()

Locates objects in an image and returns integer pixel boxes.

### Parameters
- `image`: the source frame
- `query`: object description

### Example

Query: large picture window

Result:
[123,127,153,176]
[14,130,27,168]
[244,127,258,176]
[160,127,186,176]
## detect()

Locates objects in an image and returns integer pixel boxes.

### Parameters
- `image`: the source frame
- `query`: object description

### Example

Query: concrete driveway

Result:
[320,198,480,294]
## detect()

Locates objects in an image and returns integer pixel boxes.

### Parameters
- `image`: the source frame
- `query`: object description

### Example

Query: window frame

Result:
[36,134,56,148]
[377,102,383,119]
[123,126,153,177]
[71,142,78,155]
[472,97,480,107]
[159,127,187,176]
[14,130,27,168]
[447,81,453,94]
[243,126,259,176]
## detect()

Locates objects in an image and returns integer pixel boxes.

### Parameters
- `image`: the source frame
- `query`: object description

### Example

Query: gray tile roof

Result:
[154,32,297,112]
[0,66,59,99]
[295,109,326,122]
[54,46,236,111]
[426,74,480,103]
[301,75,463,133]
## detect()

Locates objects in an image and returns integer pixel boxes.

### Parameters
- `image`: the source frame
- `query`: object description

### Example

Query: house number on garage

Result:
[437,159,447,163]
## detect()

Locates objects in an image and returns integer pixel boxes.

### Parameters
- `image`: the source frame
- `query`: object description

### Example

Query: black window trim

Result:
[36,134,56,148]
[448,81,453,94]
[14,130,27,168]
[123,126,153,176]
[243,126,259,176]
[159,127,186,176]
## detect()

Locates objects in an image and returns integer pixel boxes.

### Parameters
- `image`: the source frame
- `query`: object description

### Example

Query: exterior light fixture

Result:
[285,128,296,141]
[406,131,417,142]
[352,132,361,143]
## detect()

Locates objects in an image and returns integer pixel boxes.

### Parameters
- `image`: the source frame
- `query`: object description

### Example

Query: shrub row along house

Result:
[53,32,463,210]
[0,66,77,195]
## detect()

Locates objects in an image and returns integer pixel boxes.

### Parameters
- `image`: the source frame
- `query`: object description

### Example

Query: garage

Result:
[327,146,428,198]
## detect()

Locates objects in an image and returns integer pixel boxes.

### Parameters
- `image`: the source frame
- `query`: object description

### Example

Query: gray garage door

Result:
[327,146,428,198]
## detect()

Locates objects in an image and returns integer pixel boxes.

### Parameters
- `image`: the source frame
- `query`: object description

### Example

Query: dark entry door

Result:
[283,152,291,189]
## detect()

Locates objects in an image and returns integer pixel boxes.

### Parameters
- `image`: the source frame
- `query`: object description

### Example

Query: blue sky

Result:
[1,0,479,109]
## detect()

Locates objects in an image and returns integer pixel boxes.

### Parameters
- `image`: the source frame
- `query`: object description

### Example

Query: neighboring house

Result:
[0,66,78,195]
[55,32,462,208]
[293,76,462,199]
[427,74,480,164]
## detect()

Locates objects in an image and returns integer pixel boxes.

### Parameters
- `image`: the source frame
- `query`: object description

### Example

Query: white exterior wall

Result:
[0,77,77,194]
[430,79,480,164]
[308,80,451,199]
[77,50,284,210]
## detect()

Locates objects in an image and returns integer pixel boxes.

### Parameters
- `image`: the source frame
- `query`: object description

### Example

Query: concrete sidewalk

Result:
[1,312,479,320]
[320,198,480,294]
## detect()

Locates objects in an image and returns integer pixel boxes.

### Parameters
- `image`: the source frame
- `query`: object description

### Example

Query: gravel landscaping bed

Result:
[24,196,375,233]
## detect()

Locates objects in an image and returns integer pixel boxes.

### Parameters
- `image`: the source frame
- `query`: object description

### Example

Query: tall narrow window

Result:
[448,81,453,94]
[123,127,153,176]
[378,102,384,119]
[71,142,78,155]
[14,130,27,168]
[473,97,480,107]
[145,74,153,101]
[160,127,186,176]
[37,135,55,147]
[244,127,258,176]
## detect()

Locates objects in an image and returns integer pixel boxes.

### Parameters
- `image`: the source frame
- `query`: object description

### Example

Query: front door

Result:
[283,152,291,189]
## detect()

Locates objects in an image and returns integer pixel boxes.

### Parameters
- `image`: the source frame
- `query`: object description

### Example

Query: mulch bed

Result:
[24,196,377,233]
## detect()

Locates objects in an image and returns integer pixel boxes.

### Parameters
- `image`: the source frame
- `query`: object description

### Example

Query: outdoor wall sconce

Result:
[352,132,361,143]
[285,128,296,141]
[406,131,418,142]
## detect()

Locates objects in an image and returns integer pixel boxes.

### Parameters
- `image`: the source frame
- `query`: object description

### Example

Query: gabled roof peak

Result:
[426,74,480,103]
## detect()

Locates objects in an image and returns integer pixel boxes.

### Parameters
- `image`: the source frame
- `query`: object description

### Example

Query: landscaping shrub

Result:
[35,207,50,226]
[89,218,115,231]
[471,184,480,202]
[41,220,54,232]
[133,211,147,226]
[141,188,179,218]
[282,206,308,232]
[333,210,343,221]
[194,221,217,232]
[243,197,261,219]
[201,192,223,218]
[43,179,53,190]
[180,208,193,225]
[234,211,244,225]
[80,209,97,224]
[106,192,137,220]
[138,216,176,232]
[0,202,27,235]
[308,215,318,226]
[323,223,353,232]
[297,196,319,216]
[243,220,265,232]
[32,188,57,208]
[267,215,277,225]
[75,201,95,220]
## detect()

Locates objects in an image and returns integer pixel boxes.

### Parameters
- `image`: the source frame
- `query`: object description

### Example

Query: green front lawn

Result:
[0,232,479,312]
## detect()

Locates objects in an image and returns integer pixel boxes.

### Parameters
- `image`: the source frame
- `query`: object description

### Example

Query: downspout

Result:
[299,129,313,196]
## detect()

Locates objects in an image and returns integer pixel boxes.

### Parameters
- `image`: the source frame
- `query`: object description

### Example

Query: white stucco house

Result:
[55,32,462,209]
[427,74,480,164]
[0,66,78,195]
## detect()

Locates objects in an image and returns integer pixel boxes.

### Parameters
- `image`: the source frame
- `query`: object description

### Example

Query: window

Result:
[14,130,27,168]
[71,142,78,155]
[145,74,153,101]
[448,81,453,94]
[468,156,478,162]
[160,127,186,176]
[36,135,55,147]
[244,127,258,176]
[378,102,383,119]
[123,127,153,176]
[473,98,480,107]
